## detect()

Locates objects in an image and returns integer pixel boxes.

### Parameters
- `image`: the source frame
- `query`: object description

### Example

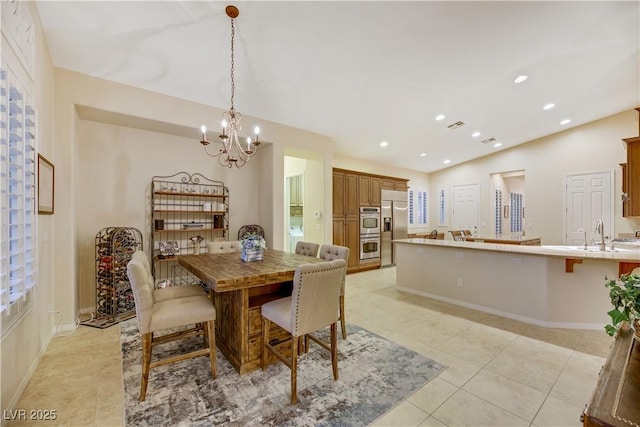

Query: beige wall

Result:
[429,110,640,244]
[1,2,57,413]
[53,69,335,323]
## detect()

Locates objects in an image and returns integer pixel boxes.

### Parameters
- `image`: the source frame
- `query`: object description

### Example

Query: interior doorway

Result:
[565,171,613,245]
[490,170,526,235]
[284,152,324,252]
[452,184,479,232]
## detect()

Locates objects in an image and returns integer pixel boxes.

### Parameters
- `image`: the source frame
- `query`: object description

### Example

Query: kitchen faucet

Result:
[594,219,606,251]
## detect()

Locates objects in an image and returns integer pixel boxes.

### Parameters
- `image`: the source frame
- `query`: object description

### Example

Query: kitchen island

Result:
[393,238,640,329]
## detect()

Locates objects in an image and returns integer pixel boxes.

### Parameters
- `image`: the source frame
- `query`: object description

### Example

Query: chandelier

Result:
[200,5,260,168]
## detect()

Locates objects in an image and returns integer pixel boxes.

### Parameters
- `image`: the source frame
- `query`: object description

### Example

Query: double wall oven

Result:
[359,207,380,260]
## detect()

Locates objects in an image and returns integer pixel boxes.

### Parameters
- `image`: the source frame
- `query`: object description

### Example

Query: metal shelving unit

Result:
[151,172,228,287]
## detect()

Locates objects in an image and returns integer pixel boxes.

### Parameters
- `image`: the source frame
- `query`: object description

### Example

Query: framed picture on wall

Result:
[38,154,55,214]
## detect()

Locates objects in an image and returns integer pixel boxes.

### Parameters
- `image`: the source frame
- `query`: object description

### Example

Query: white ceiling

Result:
[36,1,640,173]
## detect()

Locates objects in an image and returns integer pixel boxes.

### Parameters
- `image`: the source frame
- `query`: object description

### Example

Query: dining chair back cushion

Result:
[261,259,345,337]
[207,240,242,253]
[317,244,350,339]
[127,256,155,334]
[295,241,320,257]
[318,245,350,288]
[130,250,207,301]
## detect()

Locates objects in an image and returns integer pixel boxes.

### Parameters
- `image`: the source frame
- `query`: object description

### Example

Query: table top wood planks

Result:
[178,249,328,292]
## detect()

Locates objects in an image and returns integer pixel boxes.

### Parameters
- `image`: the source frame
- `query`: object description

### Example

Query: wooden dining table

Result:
[178,249,327,375]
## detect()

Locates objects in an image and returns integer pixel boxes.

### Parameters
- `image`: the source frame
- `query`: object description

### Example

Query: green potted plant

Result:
[604,272,640,337]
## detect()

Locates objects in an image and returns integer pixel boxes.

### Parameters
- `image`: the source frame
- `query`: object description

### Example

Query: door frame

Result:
[563,169,614,245]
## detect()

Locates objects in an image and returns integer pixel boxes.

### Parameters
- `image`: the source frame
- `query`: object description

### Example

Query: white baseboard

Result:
[396,286,604,330]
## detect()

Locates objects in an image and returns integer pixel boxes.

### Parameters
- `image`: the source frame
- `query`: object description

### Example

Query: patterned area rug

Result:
[120,319,446,426]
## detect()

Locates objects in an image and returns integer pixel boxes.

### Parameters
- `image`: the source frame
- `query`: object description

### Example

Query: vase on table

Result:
[193,242,201,255]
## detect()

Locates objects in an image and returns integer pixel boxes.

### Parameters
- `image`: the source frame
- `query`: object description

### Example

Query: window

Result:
[409,189,428,225]
[438,188,447,226]
[494,189,503,234]
[1,62,37,337]
[510,192,523,233]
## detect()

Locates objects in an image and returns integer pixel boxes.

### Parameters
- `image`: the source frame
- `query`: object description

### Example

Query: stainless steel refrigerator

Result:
[380,189,408,267]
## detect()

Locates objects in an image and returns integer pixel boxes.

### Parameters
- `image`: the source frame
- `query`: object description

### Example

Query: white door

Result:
[565,171,613,245]
[452,184,479,231]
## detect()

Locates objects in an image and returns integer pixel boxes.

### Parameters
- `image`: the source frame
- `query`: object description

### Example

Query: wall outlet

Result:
[457,278,463,287]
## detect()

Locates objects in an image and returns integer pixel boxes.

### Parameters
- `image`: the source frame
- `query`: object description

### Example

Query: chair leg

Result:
[207,320,216,379]
[291,335,298,404]
[140,332,152,401]
[262,318,271,371]
[330,322,339,381]
[304,334,309,353]
[340,295,347,339]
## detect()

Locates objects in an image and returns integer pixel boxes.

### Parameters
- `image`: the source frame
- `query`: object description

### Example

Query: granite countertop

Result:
[464,234,541,242]
[393,238,640,261]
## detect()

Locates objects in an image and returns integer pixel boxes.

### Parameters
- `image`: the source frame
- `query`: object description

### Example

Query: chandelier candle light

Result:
[200,5,261,168]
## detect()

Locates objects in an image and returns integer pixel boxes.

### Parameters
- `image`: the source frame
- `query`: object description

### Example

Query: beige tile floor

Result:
[10,267,612,426]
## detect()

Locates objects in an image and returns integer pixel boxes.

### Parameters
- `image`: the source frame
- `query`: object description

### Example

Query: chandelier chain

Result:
[230,18,235,112]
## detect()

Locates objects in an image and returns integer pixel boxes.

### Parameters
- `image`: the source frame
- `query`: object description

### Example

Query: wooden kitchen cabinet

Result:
[345,173,359,216]
[622,135,640,217]
[359,175,382,206]
[333,168,406,273]
[332,217,360,268]
[370,177,381,205]
[620,108,640,217]
[332,170,346,217]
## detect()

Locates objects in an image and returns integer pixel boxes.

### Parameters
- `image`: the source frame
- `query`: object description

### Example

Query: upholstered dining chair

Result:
[131,251,207,299]
[127,252,217,401]
[449,230,465,241]
[207,240,242,254]
[294,241,320,257]
[261,259,346,404]
[318,244,350,339]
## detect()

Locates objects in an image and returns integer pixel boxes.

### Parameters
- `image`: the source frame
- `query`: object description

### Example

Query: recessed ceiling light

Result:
[543,103,556,110]
[420,153,427,157]
[493,142,502,148]
[560,119,571,125]
[472,131,481,138]
[514,75,528,84]
[379,141,388,148]
[435,114,446,121]
[443,159,451,164]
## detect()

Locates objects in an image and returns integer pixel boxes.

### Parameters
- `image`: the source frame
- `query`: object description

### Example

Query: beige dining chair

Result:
[294,241,320,257]
[318,244,350,339]
[131,251,207,299]
[449,230,465,241]
[207,240,242,253]
[261,259,346,404]
[127,251,217,401]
